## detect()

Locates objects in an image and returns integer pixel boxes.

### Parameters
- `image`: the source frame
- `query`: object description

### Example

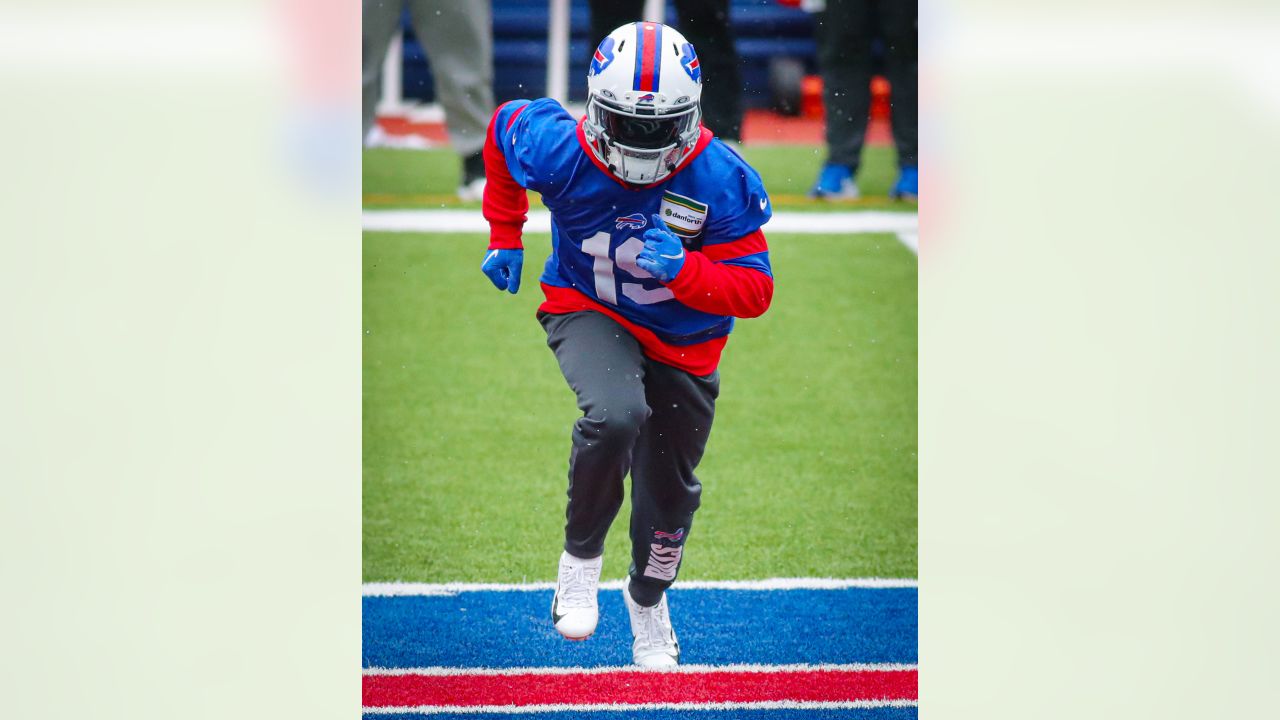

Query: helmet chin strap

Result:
[595,131,685,185]
[665,137,686,173]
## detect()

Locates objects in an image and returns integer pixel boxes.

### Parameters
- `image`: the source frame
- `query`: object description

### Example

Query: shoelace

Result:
[637,600,674,650]
[558,564,598,609]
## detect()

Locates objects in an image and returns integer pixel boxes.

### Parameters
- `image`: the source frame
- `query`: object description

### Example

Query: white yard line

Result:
[363,699,918,715]
[363,577,917,596]
[896,231,918,253]
[362,209,919,252]
[363,662,917,676]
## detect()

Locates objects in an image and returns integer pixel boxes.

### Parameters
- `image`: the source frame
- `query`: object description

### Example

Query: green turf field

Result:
[363,144,917,212]
[363,229,917,583]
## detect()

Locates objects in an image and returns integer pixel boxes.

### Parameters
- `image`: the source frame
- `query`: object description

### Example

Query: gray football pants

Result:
[541,311,719,607]
[362,0,495,157]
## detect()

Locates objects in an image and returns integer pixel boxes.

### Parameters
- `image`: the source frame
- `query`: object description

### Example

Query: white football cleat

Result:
[623,577,680,667]
[551,551,603,641]
[456,177,486,202]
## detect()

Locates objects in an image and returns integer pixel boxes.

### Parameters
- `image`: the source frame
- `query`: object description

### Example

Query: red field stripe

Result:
[362,668,916,708]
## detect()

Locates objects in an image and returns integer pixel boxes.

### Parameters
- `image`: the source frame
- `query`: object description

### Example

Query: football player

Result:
[480,22,774,667]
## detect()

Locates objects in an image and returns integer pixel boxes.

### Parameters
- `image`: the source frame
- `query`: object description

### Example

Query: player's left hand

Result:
[636,214,686,283]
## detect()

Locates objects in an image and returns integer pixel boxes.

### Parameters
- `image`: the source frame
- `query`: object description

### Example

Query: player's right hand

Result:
[481,248,523,294]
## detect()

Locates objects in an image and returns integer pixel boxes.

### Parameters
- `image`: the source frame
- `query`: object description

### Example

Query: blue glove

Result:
[635,213,686,283]
[480,248,523,294]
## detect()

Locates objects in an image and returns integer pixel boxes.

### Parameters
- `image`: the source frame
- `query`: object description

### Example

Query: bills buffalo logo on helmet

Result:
[615,213,647,230]
[679,43,701,82]
[636,93,656,103]
[589,36,616,76]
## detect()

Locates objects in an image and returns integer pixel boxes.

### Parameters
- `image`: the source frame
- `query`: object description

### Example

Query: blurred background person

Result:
[363,0,496,200]
[803,0,917,200]
[588,0,744,143]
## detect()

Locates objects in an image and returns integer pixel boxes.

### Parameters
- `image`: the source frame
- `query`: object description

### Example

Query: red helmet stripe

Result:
[637,23,659,92]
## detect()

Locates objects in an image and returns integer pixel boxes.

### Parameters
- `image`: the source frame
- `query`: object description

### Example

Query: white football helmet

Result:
[584,22,704,185]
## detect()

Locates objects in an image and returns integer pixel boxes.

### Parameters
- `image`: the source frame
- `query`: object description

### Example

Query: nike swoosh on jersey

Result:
[760,198,768,210]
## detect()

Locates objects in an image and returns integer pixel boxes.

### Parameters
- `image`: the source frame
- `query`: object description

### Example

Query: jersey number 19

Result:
[581,231,674,306]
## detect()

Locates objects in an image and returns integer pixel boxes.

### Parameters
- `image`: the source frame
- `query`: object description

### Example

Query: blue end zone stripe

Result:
[363,587,917,669]
[367,709,918,720]
[632,23,645,91]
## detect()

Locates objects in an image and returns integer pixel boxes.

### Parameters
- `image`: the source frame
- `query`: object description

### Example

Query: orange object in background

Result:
[869,75,891,121]
[373,75,895,149]
[801,74,892,120]
[800,75,824,118]
[797,74,893,146]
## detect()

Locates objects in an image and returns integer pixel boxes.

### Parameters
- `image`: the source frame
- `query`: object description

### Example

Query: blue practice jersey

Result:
[490,98,773,346]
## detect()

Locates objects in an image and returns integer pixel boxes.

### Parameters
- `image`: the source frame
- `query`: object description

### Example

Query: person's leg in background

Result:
[674,0,744,143]
[810,0,874,199]
[362,0,405,143]
[406,0,496,200]
[878,0,918,199]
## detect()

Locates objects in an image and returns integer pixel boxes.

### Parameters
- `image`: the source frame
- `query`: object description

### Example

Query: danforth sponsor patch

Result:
[659,191,708,239]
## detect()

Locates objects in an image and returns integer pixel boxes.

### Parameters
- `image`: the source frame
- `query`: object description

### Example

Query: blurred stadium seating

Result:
[398,0,817,107]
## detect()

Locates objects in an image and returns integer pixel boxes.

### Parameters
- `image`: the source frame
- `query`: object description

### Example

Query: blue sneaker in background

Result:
[891,166,918,200]
[808,163,860,200]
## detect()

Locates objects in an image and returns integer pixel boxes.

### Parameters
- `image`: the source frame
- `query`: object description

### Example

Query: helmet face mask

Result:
[599,103,687,150]
[583,22,704,185]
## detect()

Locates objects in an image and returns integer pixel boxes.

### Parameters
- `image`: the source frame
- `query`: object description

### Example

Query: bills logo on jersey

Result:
[679,43,701,83]
[589,36,616,76]
[615,212,647,230]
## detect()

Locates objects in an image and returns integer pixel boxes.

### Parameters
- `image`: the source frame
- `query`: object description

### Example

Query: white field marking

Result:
[362,209,918,237]
[363,662,918,677]
[896,231,919,254]
[365,128,441,151]
[362,699,918,715]
[362,577,917,596]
